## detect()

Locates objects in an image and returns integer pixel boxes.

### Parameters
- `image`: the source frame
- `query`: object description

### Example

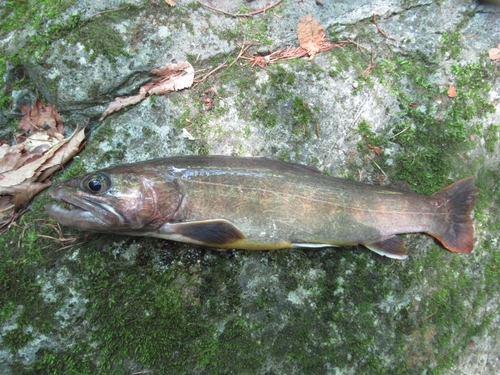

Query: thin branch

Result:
[389,126,410,139]
[197,0,283,17]
[193,61,228,86]
[87,6,131,21]
[422,310,439,322]
[366,154,387,177]
[373,14,396,41]
[363,47,376,78]
[228,40,256,67]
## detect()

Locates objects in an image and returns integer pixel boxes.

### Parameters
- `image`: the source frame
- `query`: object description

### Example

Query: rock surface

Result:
[0,0,499,374]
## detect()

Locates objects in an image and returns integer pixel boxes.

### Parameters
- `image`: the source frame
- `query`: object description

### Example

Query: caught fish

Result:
[46,156,478,259]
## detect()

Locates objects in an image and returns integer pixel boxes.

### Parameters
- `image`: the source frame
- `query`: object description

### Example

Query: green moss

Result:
[441,31,463,59]
[329,43,374,86]
[0,0,73,33]
[0,211,65,356]
[69,17,130,63]
[220,12,273,46]
[372,57,497,194]
[291,96,315,137]
[269,65,296,89]
[1,2,137,66]
[484,124,500,153]
[357,119,386,153]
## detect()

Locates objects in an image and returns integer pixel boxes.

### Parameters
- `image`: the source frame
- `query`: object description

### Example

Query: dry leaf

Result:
[99,88,148,122]
[447,85,457,98]
[165,0,176,5]
[147,61,194,95]
[297,15,325,59]
[37,127,86,181]
[368,144,383,156]
[489,45,500,61]
[0,99,86,229]
[18,98,65,137]
[100,61,194,121]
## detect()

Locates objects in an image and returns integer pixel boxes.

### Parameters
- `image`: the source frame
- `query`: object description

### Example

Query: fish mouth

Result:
[46,186,124,229]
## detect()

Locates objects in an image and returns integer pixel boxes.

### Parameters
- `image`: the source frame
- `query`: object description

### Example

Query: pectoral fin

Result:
[159,219,245,246]
[365,236,408,259]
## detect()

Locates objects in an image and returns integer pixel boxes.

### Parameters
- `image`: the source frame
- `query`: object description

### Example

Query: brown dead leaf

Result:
[98,88,148,122]
[37,127,86,181]
[447,85,457,98]
[297,15,325,59]
[0,119,86,229]
[148,61,194,95]
[18,99,65,138]
[165,0,176,5]
[368,144,382,156]
[100,61,194,121]
[489,45,500,61]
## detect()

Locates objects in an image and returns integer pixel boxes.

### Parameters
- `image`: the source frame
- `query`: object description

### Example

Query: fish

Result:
[46,155,479,259]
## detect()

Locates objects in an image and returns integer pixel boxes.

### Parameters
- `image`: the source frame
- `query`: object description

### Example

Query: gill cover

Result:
[47,169,182,232]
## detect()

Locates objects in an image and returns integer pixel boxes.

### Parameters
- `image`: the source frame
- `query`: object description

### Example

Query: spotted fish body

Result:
[46,156,478,259]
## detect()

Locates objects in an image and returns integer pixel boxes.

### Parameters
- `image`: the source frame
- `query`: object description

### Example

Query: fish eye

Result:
[83,173,110,194]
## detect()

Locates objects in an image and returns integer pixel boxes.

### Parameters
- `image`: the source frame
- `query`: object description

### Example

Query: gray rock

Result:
[1,0,499,374]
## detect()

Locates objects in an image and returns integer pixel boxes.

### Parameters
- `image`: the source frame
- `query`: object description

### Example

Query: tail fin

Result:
[429,176,479,253]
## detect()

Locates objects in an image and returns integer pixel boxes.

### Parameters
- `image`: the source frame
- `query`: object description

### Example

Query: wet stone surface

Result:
[0,0,499,374]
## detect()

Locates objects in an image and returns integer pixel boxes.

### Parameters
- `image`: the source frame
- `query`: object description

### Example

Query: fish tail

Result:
[429,176,479,253]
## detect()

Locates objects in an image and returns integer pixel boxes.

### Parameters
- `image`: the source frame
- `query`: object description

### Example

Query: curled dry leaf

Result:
[447,85,457,98]
[18,98,65,138]
[297,15,325,59]
[0,99,86,229]
[489,45,500,61]
[368,144,383,156]
[99,61,194,121]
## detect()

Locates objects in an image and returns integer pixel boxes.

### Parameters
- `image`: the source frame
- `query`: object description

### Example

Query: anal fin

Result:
[164,219,245,246]
[365,236,407,259]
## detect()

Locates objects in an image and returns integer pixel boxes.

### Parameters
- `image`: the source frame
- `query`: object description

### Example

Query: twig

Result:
[207,87,231,107]
[18,223,28,248]
[228,40,255,67]
[389,126,410,139]
[193,60,228,86]
[87,6,131,20]
[197,0,283,17]
[363,47,376,78]
[54,242,83,252]
[241,40,353,68]
[373,14,396,41]
[422,309,439,322]
[0,204,14,213]
[366,154,387,176]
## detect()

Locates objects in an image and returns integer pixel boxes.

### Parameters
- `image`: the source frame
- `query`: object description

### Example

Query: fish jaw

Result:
[46,185,125,231]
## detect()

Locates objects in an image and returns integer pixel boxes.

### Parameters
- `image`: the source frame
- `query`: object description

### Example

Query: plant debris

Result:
[197,0,283,17]
[297,15,326,59]
[489,44,500,62]
[368,144,383,156]
[0,100,86,230]
[372,14,396,41]
[447,85,457,98]
[99,61,194,121]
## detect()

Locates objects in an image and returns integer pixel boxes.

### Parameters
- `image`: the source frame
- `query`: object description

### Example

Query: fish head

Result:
[46,167,182,232]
